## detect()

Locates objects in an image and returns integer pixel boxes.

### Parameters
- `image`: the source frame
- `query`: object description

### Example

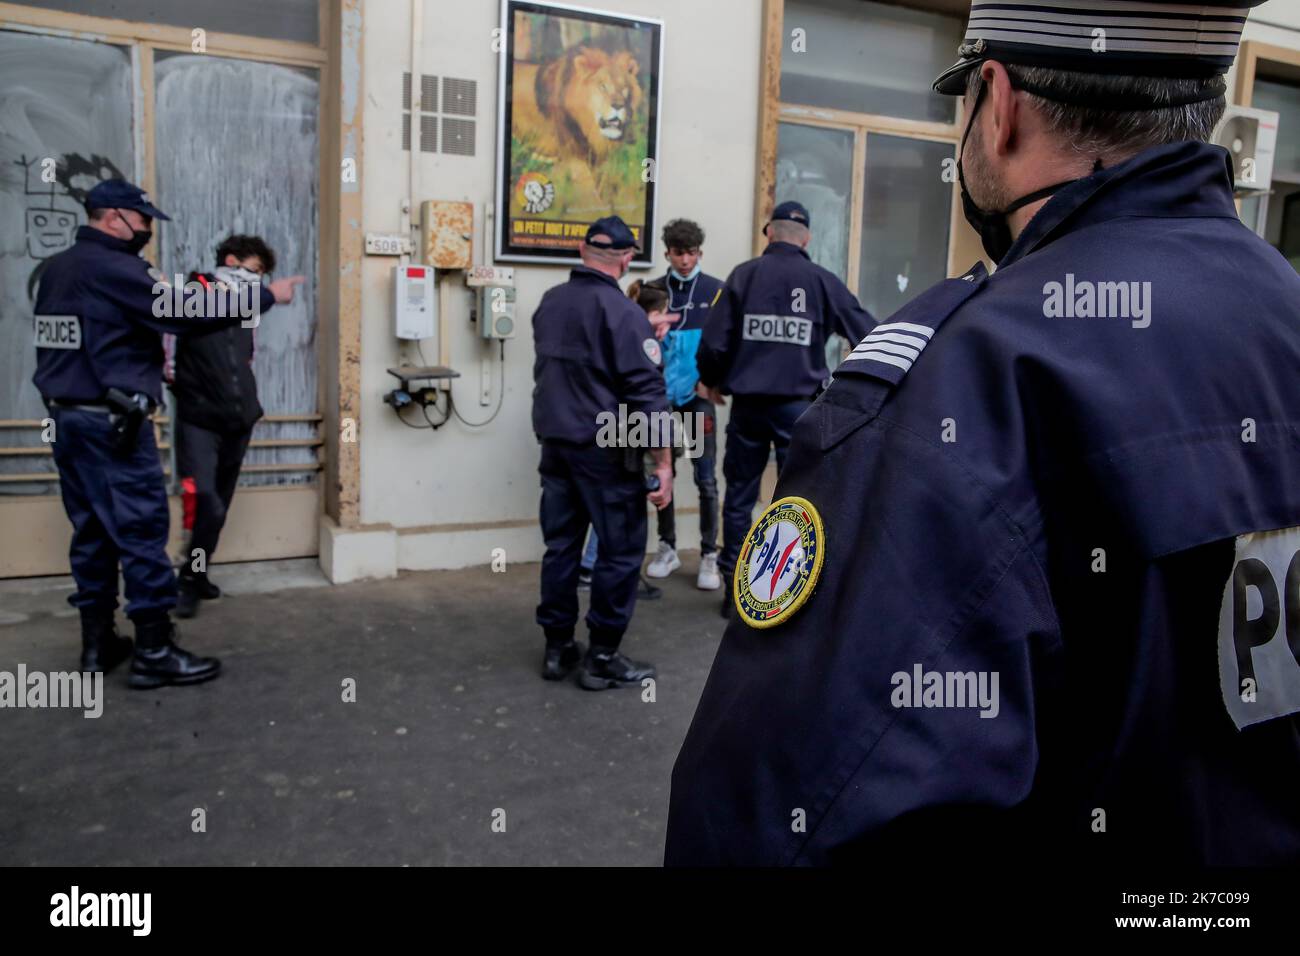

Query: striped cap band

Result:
[933,0,1266,96]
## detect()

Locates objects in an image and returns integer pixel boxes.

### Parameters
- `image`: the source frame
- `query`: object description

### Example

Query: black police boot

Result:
[542,640,584,681]
[542,627,580,681]
[79,609,133,673]
[176,571,220,620]
[579,646,657,691]
[128,616,222,689]
[719,573,733,620]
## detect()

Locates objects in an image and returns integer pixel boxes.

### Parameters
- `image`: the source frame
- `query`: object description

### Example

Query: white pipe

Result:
[400,0,421,269]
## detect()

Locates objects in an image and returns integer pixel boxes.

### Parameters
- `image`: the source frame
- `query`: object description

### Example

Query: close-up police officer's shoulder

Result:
[668,0,1300,868]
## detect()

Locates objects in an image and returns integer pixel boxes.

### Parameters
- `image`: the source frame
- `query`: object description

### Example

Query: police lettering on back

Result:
[695,199,873,617]
[31,178,305,691]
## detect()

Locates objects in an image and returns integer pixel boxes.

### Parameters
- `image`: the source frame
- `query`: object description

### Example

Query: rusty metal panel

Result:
[422,200,473,269]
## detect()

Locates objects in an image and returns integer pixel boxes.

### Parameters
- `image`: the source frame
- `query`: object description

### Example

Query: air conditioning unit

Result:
[1212,105,1279,193]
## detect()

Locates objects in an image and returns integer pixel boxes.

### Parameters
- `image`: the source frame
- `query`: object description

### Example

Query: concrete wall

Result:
[326,0,761,580]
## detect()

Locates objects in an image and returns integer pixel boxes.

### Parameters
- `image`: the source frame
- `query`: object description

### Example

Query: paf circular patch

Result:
[642,338,661,365]
[734,496,825,628]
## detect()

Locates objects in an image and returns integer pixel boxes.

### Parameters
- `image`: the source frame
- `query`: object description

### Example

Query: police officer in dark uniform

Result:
[533,216,673,689]
[33,179,304,688]
[696,201,874,617]
[667,0,1300,865]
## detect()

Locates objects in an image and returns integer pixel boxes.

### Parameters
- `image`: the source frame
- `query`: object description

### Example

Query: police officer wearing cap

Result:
[532,215,673,689]
[696,200,874,618]
[33,179,304,688]
[667,0,1300,864]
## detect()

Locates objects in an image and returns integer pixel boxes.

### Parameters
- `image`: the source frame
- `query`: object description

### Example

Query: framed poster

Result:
[496,0,663,266]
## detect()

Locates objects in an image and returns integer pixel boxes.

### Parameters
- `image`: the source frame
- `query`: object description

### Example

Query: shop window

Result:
[859,135,954,319]
[0,30,135,494]
[4,0,320,45]
[1250,78,1300,271]
[776,122,854,282]
[780,0,962,122]
[153,51,321,487]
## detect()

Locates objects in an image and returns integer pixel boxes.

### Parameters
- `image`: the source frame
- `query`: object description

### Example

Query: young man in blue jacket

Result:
[643,219,726,590]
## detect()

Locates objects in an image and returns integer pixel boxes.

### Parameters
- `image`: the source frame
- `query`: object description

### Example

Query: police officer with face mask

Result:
[33,179,304,688]
[667,0,1300,865]
[696,201,874,618]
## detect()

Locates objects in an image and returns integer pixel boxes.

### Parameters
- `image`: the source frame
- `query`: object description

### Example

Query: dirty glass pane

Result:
[776,122,853,281]
[5,0,319,45]
[1253,79,1300,175]
[0,31,135,495]
[781,0,962,123]
[859,134,954,321]
[777,121,855,370]
[154,51,320,487]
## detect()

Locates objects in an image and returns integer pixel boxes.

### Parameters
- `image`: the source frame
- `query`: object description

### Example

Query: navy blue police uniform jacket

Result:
[666,141,1300,866]
[34,227,275,405]
[532,265,669,443]
[696,242,874,398]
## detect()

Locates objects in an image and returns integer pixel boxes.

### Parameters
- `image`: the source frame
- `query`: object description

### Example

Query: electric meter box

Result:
[394,264,436,340]
[478,284,517,339]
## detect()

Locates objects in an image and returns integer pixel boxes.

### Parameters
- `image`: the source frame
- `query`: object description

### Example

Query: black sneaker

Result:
[577,569,593,591]
[175,586,200,620]
[542,640,583,681]
[176,571,220,619]
[578,650,656,691]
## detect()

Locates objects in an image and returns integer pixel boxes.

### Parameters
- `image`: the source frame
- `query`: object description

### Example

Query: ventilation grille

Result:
[420,114,439,154]
[401,74,477,155]
[442,118,474,156]
[442,77,476,117]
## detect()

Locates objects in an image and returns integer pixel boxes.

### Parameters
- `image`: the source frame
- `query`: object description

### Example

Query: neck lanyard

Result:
[667,272,699,329]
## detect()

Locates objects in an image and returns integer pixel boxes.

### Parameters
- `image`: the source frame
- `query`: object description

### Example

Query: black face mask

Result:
[115,209,152,255]
[957,80,1078,263]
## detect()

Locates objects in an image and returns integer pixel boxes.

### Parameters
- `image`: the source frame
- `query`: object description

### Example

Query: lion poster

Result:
[496,0,662,265]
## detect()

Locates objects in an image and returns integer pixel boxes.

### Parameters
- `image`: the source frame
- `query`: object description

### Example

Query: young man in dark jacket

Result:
[166,235,276,617]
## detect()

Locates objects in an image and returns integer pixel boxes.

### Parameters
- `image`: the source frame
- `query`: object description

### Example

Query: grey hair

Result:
[768,219,810,243]
[581,241,631,268]
[967,66,1226,160]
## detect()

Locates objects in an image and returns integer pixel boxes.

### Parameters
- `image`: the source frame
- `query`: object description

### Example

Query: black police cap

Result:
[84,179,171,221]
[767,200,811,230]
[585,216,639,250]
[934,0,1270,105]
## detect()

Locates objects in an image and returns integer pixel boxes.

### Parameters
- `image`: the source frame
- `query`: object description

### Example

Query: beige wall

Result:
[340,0,761,574]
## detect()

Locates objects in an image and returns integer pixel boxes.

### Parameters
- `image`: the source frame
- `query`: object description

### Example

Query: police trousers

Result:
[48,406,177,618]
[175,417,253,569]
[536,440,647,649]
[719,396,811,581]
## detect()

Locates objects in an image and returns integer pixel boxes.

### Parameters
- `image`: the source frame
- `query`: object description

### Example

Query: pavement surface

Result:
[0,555,727,866]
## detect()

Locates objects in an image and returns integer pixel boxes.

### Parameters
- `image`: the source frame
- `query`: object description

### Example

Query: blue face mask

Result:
[671,263,701,282]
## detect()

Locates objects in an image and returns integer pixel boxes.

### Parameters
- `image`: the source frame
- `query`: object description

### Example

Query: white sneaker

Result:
[646,541,681,578]
[697,553,722,590]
